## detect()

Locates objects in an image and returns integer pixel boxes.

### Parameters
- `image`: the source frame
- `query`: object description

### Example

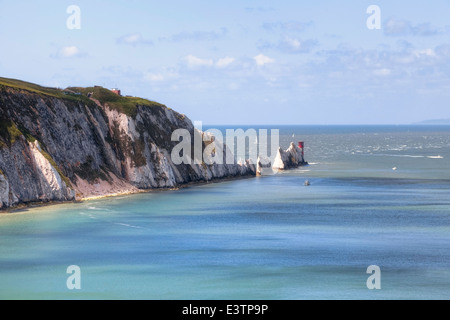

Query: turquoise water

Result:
[0,125,449,299]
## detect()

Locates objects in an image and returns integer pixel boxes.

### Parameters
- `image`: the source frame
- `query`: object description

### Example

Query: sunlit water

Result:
[0,125,449,299]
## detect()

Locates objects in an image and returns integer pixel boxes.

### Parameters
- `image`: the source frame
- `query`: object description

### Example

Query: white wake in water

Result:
[114,223,143,229]
[79,212,97,220]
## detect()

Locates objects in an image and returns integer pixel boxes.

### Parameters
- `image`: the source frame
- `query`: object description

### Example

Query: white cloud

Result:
[185,55,214,68]
[395,48,436,64]
[60,46,80,58]
[258,37,317,54]
[216,57,235,68]
[384,18,411,36]
[51,46,83,59]
[185,55,236,69]
[254,54,274,66]
[117,33,153,46]
[285,37,301,49]
[413,48,436,58]
[124,34,141,44]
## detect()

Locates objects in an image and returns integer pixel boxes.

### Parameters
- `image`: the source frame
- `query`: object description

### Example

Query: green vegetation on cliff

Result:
[67,86,166,117]
[0,77,63,97]
[0,77,91,105]
[0,119,23,147]
[0,77,168,119]
[0,118,40,148]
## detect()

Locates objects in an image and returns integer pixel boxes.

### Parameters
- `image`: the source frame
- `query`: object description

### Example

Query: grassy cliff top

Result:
[0,77,63,96]
[0,77,92,104]
[0,77,166,117]
[67,86,166,117]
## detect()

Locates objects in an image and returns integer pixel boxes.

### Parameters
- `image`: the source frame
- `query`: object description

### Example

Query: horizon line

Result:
[201,123,450,127]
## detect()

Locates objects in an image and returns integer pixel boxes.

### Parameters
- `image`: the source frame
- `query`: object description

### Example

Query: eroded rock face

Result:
[0,85,256,208]
[0,137,74,208]
[0,173,16,209]
[272,142,307,170]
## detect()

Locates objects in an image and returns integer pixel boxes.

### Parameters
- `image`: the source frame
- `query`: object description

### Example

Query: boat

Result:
[304,180,310,186]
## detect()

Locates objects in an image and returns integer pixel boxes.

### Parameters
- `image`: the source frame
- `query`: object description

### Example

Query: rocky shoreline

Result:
[0,174,258,213]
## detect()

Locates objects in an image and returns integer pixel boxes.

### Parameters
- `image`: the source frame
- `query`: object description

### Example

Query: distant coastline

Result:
[414,119,450,125]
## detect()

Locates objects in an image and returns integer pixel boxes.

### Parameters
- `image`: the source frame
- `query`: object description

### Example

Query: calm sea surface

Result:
[0,125,449,299]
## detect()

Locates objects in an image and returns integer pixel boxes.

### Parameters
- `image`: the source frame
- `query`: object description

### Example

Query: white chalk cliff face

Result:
[0,138,75,209]
[0,83,257,209]
[28,141,75,201]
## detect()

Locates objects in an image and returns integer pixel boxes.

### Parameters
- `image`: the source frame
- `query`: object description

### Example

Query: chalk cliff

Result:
[272,142,307,170]
[0,78,256,209]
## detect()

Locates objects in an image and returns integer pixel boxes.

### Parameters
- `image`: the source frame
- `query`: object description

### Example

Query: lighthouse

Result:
[298,141,305,162]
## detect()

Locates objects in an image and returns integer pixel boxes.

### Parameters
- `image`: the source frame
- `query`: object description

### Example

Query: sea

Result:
[0,125,449,300]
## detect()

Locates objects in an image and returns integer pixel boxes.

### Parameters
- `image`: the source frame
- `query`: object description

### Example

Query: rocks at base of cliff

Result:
[272,142,307,170]
[256,143,307,175]
[0,173,18,209]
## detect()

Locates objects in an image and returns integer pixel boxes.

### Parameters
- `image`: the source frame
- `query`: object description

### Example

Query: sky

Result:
[1,0,450,125]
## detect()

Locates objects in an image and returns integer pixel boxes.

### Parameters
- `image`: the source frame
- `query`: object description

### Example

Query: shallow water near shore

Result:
[0,125,449,299]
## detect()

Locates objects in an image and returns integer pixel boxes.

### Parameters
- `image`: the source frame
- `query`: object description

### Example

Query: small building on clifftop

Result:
[111,88,121,96]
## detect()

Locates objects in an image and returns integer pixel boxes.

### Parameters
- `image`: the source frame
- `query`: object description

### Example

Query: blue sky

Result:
[1,0,450,124]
